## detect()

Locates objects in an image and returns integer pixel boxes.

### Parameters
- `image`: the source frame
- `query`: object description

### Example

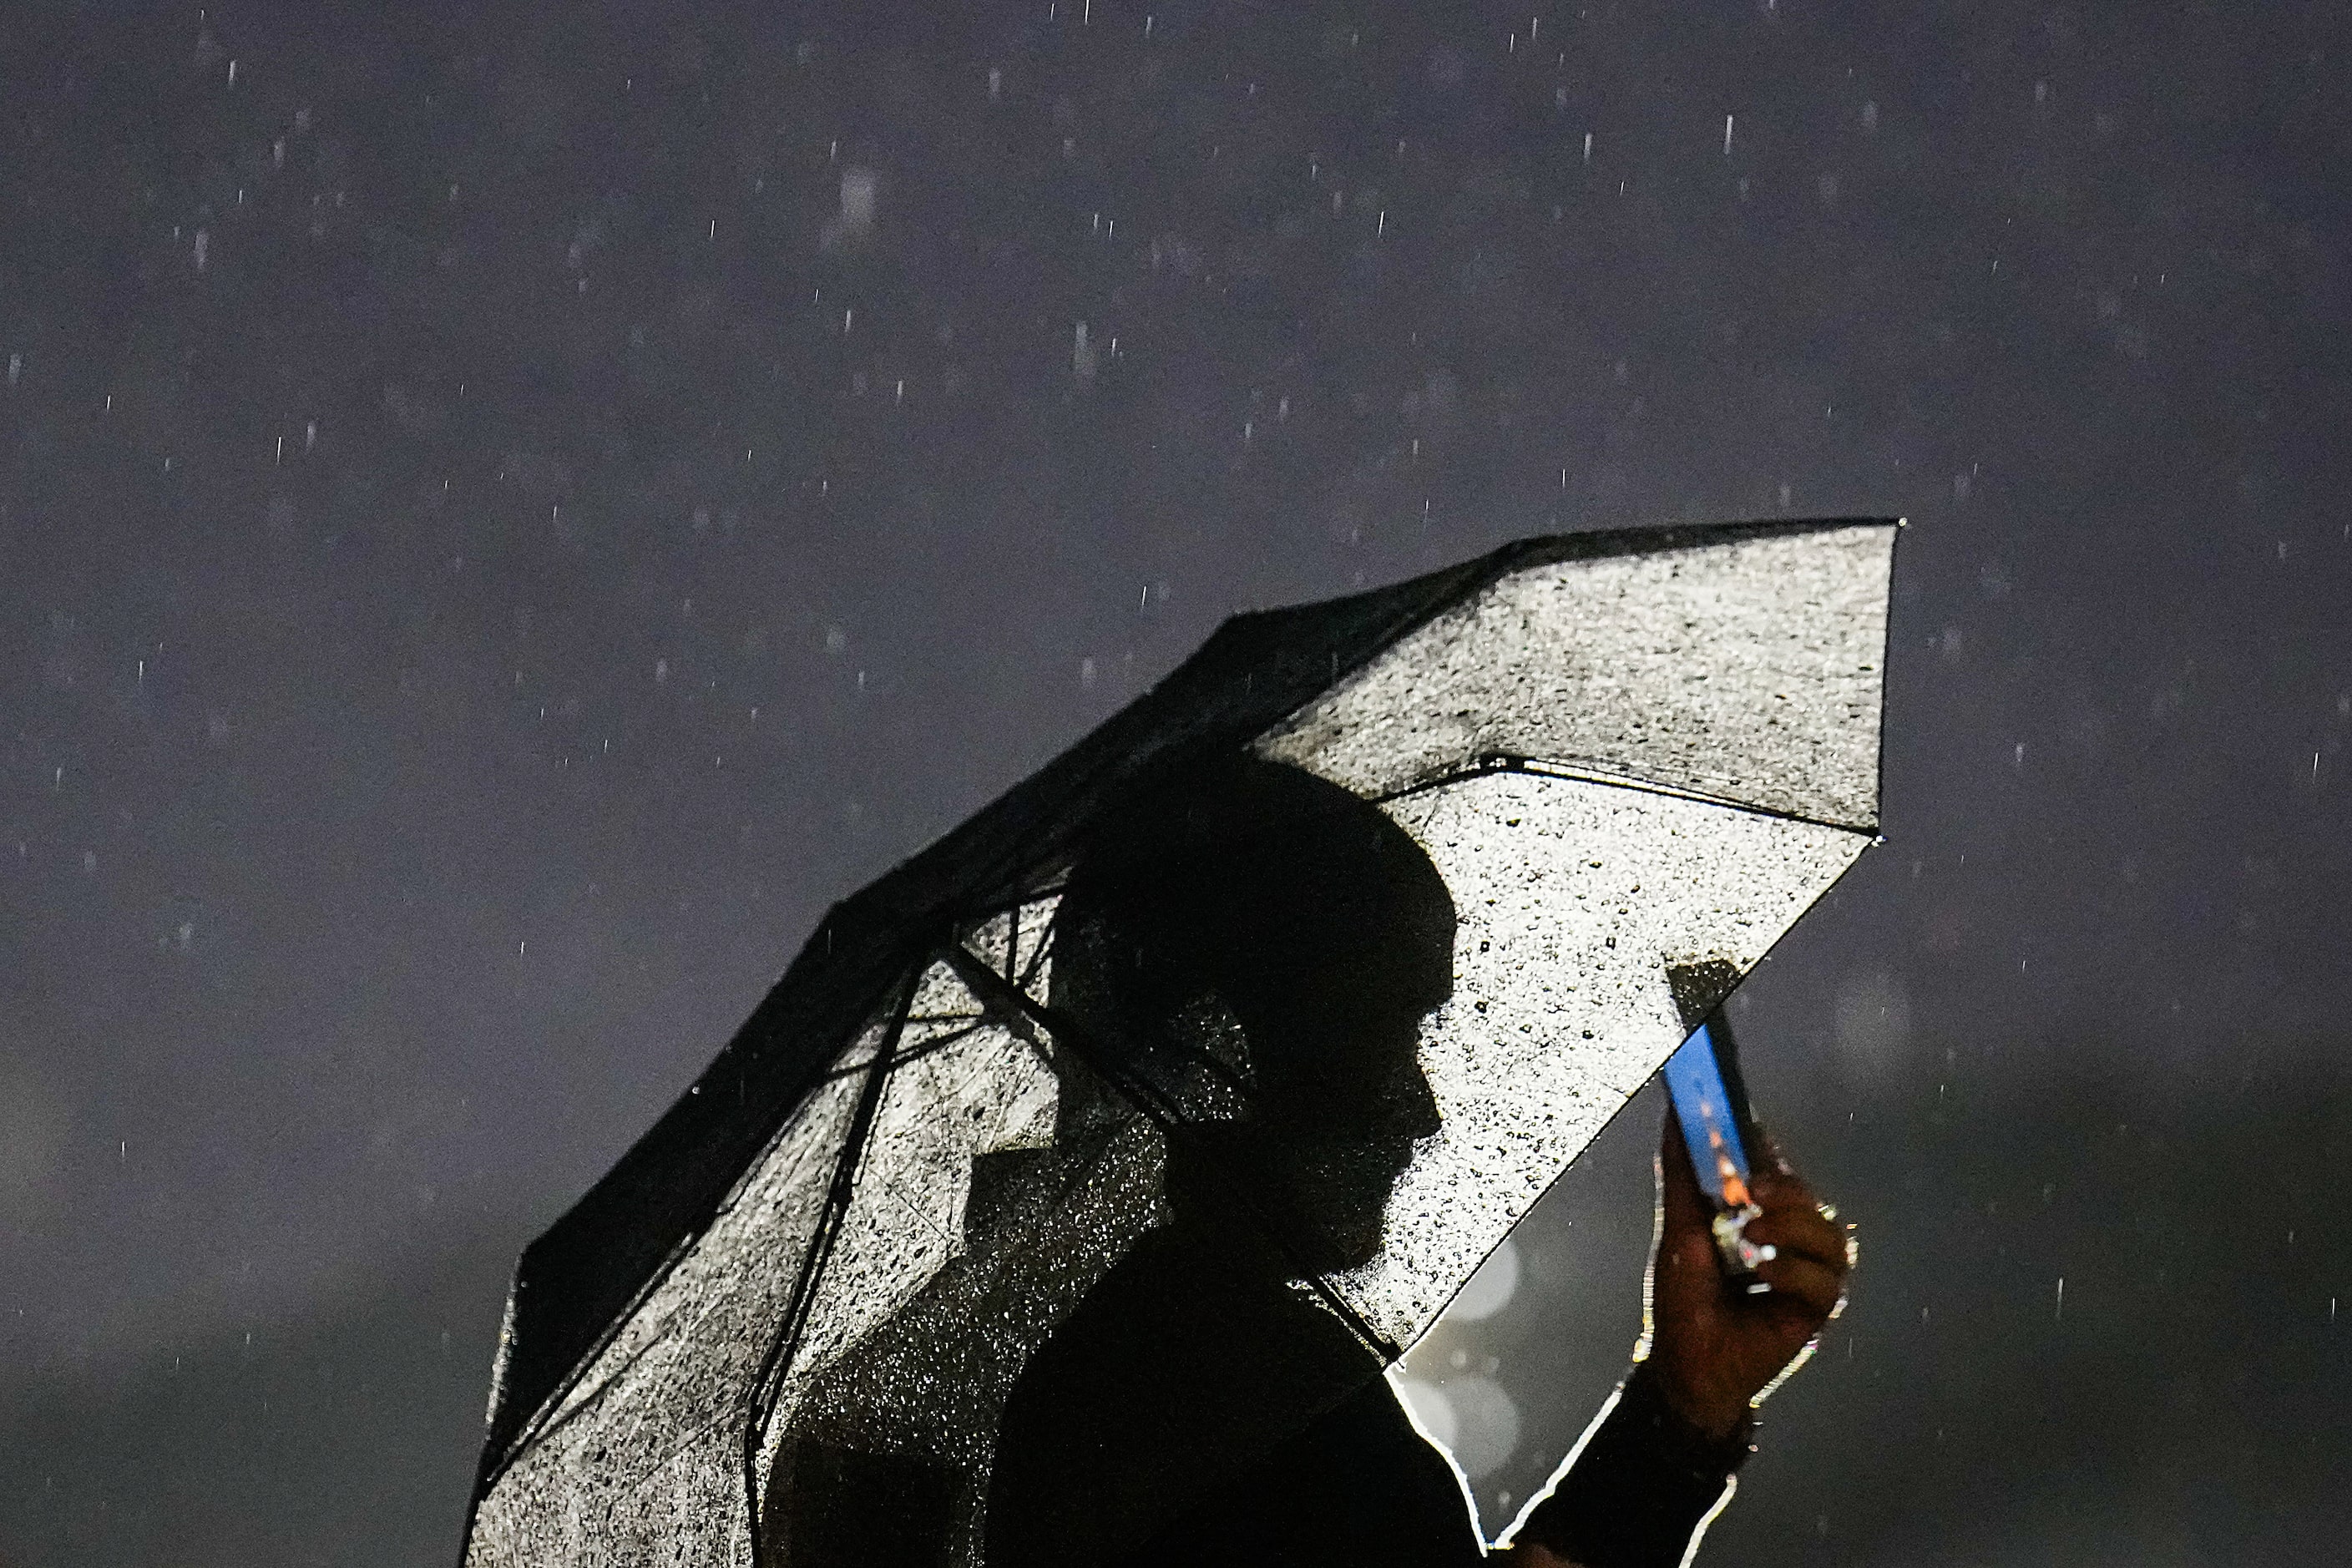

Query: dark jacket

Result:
[1115,1361,1750,1568]
[984,1223,1749,1568]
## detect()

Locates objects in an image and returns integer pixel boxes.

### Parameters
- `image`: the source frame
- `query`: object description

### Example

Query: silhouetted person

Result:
[1000,753,1854,1568]
[984,754,1459,1565]
[774,753,1853,1567]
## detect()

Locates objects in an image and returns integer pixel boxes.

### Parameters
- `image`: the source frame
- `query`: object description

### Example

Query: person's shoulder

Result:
[1119,1373,1490,1568]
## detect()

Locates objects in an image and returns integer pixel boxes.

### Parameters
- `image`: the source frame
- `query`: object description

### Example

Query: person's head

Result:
[1052,752,1455,1271]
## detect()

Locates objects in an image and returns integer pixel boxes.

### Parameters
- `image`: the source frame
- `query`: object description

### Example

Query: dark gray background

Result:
[3,1,2347,1563]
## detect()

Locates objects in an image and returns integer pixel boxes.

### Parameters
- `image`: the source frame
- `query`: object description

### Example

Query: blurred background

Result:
[3,1,2347,1562]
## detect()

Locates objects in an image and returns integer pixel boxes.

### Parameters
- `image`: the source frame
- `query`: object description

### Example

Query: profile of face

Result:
[1054,754,1457,1273]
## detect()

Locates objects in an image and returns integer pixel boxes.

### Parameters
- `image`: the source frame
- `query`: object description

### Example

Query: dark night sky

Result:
[3,1,2348,1563]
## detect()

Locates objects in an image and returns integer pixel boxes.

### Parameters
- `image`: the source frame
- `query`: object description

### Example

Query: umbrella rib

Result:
[740,967,920,1567]
[1374,753,1875,836]
[815,1018,989,1082]
[938,884,1071,950]
[478,1226,702,1483]
[939,943,1402,1362]
[483,1019,898,1486]
[1016,924,1054,993]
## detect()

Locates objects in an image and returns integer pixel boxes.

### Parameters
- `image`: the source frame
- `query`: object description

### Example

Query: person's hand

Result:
[1646,1107,1853,1442]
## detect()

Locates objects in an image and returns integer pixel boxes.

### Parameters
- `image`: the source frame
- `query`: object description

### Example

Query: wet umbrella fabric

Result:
[463,518,1899,1566]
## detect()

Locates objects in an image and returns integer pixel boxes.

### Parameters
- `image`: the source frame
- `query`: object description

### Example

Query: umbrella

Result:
[463,517,1899,1566]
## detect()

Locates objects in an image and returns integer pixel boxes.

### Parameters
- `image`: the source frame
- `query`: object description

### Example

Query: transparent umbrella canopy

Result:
[463,517,1899,1567]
